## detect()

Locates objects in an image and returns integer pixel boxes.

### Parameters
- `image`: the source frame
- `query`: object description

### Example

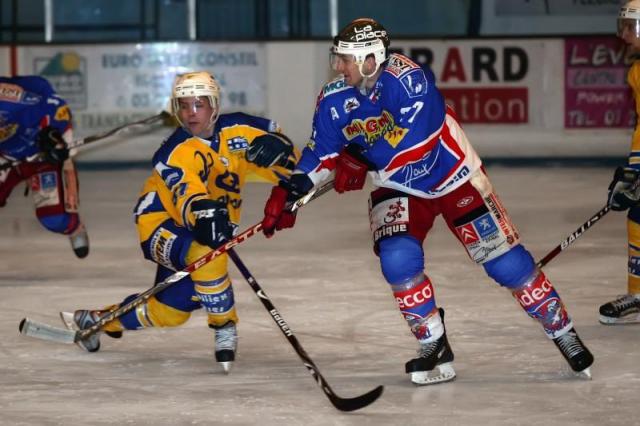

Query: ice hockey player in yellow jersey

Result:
[602,1,640,324]
[62,71,297,372]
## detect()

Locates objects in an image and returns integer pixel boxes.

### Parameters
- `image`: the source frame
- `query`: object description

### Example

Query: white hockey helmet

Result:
[171,71,221,132]
[618,0,640,39]
[330,18,390,78]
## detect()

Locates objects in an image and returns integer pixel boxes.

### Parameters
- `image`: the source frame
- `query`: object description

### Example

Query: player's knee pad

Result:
[118,295,191,330]
[482,244,536,289]
[195,274,237,326]
[38,212,73,234]
[379,236,424,285]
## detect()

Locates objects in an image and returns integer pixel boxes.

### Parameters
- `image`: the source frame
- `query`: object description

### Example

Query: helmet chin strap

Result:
[357,62,381,94]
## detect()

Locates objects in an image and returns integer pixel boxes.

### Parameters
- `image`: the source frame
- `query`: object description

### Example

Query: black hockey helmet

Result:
[331,18,389,76]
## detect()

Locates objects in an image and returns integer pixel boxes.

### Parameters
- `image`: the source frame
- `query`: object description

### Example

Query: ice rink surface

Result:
[0,165,637,425]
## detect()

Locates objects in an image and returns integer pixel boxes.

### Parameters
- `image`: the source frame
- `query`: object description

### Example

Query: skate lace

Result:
[611,294,640,310]
[555,332,583,359]
[215,323,237,351]
[417,340,440,359]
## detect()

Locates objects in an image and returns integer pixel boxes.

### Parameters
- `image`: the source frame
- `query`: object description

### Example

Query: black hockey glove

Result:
[37,127,69,165]
[608,166,640,211]
[191,199,234,249]
[246,132,294,168]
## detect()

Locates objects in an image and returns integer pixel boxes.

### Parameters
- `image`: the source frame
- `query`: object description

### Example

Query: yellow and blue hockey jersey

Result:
[134,112,297,247]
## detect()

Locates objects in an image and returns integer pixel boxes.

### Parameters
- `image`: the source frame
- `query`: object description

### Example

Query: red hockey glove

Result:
[334,144,375,193]
[262,185,295,238]
[262,174,313,238]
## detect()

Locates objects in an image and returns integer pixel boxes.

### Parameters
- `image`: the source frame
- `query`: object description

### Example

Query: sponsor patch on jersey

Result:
[150,227,177,269]
[400,70,428,98]
[385,55,420,77]
[40,172,58,190]
[342,110,396,144]
[473,212,498,239]
[484,193,519,244]
[0,123,18,142]
[322,77,348,96]
[54,105,71,122]
[370,196,410,243]
[456,196,474,208]
[0,83,23,102]
[343,97,360,113]
[455,211,507,263]
[630,254,640,276]
[383,126,408,148]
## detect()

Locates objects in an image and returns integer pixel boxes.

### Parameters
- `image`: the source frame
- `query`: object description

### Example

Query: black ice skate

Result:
[405,308,456,385]
[599,294,640,325]
[211,321,237,373]
[552,327,593,379]
[69,223,89,258]
[60,310,102,352]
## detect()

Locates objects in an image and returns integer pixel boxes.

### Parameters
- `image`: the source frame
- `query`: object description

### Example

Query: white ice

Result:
[0,165,637,425]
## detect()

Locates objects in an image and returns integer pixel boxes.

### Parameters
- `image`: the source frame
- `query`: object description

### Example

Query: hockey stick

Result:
[0,111,170,171]
[19,180,335,344]
[536,205,610,268]
[228,248,383,412]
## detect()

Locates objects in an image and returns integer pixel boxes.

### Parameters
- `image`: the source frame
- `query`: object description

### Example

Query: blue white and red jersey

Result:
[0,76,72,162]
[296,53,482,199]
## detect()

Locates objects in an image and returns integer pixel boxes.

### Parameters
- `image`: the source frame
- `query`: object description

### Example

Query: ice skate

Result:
[69,223,89,258]
[212,321,237,373]
[553,327,594,379]
[405,308,456,385]
[599,294,640,325]
[60,310,102,352]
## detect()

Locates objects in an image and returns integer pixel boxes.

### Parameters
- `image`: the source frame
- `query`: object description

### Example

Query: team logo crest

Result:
[343,97,360,113]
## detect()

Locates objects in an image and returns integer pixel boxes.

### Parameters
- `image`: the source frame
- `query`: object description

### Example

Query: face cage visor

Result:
[329,44,384,78]
[330,49,359,71]
[172,95,219,135]
[618,18,640,39]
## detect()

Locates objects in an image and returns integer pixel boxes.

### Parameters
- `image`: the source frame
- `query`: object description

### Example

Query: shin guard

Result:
[392,275,443,342]
[511,271,572,339]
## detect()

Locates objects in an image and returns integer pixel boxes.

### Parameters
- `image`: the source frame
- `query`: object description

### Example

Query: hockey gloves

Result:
[246,132,294,168]
[262,173,314,238]
[37,127,69,165]
[334,143,376,193]
[191,199,235,249]
[608,166,640,211]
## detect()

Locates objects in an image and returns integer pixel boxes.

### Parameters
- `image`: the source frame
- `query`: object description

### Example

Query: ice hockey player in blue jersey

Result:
[261,18,594,384]
[0,75,88,258]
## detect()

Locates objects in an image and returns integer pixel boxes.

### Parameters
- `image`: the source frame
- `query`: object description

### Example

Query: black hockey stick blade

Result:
[327,385,384,412]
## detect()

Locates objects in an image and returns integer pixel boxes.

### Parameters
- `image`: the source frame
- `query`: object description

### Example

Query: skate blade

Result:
[599,314,640,325]
[575,367,592,380]
[410,362,456,386]
[219,361,233,374]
